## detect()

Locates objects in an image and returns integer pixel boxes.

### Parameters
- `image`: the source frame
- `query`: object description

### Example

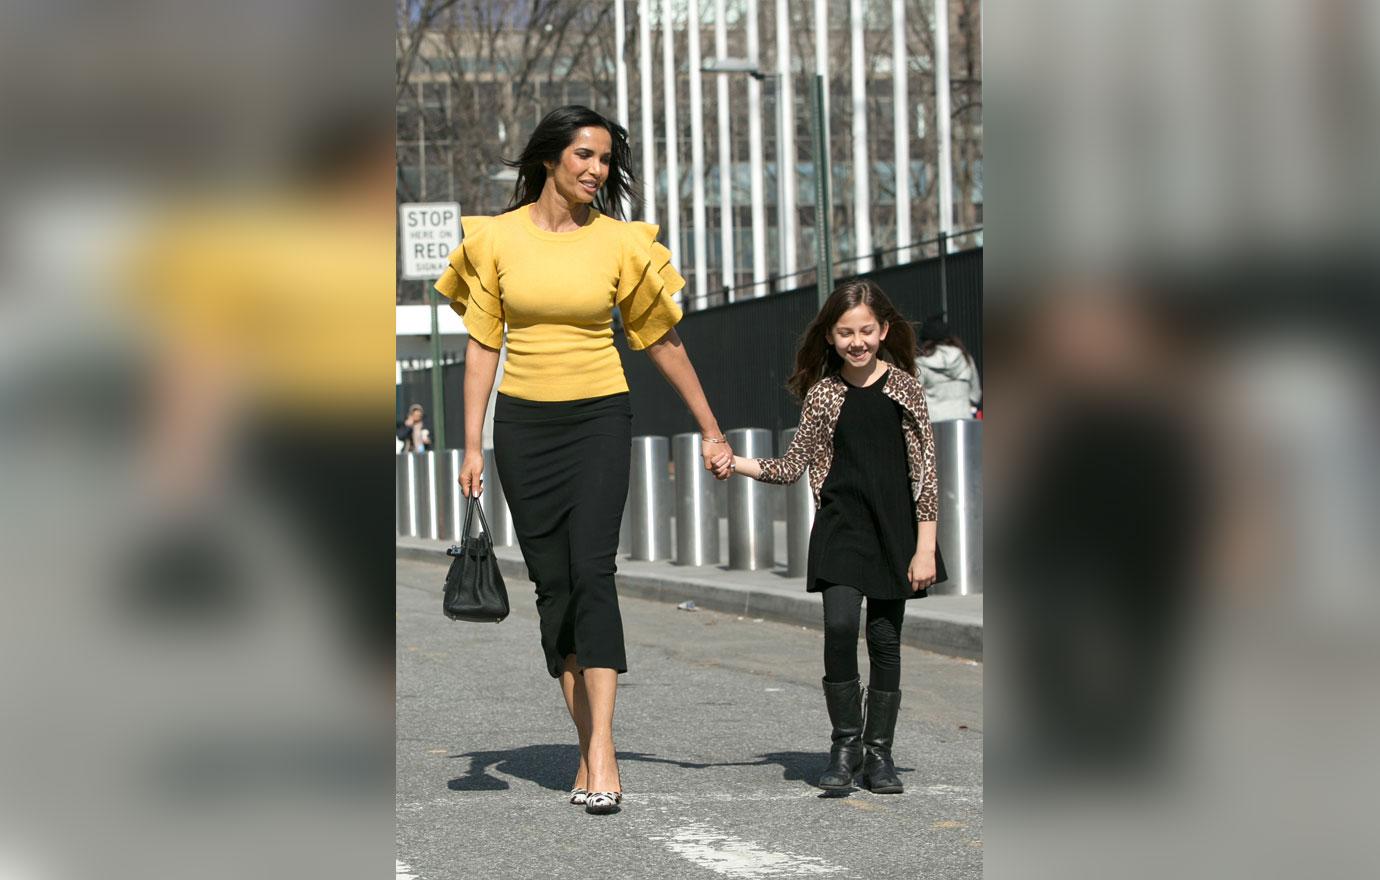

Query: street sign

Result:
[399,201,463,450]
[400,202,461,280]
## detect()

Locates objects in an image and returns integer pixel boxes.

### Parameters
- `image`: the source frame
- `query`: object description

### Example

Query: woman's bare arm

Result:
[458,336,501,496]
[643,328,733,477]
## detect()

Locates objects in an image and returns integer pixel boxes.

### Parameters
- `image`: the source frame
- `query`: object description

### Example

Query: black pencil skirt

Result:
[493,391,632,679]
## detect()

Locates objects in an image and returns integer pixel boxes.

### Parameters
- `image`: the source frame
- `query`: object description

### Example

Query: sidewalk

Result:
[397,536,982,661]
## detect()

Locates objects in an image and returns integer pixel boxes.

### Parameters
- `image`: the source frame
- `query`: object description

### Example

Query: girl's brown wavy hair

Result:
[786,279,917,400]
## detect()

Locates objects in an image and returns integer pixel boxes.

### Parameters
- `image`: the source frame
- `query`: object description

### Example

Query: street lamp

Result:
[703,58,832,307]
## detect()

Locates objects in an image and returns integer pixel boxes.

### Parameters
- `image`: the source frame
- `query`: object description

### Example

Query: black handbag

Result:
[442,496,510,623]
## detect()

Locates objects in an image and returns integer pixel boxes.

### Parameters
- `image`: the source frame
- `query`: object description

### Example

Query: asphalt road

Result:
[396,557,983,879]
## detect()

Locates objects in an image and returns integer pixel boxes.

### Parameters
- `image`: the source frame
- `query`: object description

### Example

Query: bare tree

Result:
[906,0,983,239]
[396,0,981,304]
[396,0,465,101]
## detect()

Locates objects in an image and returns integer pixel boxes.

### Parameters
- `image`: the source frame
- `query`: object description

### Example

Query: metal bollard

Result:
[440,449,466,542]
[672,433,719,566]
[627,436,672,561]
[932,419,983,595]
[727,428,775,570]
[781,427,815,577]
[396,452,418,537]
[481,448,516,547]
[712,470,728,563]
[418,451,441,540]
[440,449,516,544]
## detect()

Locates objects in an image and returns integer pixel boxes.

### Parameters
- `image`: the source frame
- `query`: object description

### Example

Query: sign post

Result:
[400,202,462,451]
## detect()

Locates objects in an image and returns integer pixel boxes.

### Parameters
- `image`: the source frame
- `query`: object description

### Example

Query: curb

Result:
[398,542,982,662]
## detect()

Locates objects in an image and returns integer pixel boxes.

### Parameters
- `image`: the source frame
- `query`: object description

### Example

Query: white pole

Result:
[850,0,872,272]
[747,0,767,289]
[662,0,681,271]
[688,0,708,308]
[893,0,911,262]
[446,85,455,200]
[935,0,954,250]
[417,83,426,198]
[615,0,629,128]
[715,0,735,298]
[639,0,656,223]
[776,0,797,279]
[813,0,830,121]
[813,0,831,256]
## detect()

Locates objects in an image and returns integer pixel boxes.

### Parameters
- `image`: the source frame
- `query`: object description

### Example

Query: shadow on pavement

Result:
[448,745,911,794]
[448,744,576,792]
[615,749,886,790]
[450,744,759,792]
[746,751,916,789]
[744,750,823,784]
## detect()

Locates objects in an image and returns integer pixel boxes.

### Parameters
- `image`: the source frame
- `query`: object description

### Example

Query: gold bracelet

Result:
[702,435,727,444]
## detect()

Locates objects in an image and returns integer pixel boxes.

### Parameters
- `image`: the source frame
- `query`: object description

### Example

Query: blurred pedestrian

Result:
[397,403,427,452]
[436,105,733,816]
[731,280,945,794]
[124,110,395,677]
[916,315,981,420]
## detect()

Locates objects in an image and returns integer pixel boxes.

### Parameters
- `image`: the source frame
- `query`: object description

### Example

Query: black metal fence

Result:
[397,361,467,446]
[399,245,981,449]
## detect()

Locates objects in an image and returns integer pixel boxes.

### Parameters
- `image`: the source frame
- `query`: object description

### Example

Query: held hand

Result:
[701,437,735,480]
[715,441,735,479]
[907,550,937,592]
[459,450,485,498]
[728,455,764,480]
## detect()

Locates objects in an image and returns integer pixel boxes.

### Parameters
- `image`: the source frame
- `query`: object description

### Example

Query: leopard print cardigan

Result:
[754,366,939,522]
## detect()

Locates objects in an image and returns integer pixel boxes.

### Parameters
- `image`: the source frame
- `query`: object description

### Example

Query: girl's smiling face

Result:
[828,303,890,369]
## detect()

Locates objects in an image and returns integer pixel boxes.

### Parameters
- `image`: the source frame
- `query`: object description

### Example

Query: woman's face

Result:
[828,303,890,369]
[545,126,613,206]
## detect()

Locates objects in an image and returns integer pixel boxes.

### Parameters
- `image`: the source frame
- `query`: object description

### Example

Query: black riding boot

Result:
[818,677,864,790]
[862,688,904,793]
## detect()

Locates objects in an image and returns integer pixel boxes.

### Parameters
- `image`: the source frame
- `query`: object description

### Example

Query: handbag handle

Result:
[460,495,492,542]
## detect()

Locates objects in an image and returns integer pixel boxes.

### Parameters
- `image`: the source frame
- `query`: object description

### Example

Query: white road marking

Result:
[650,822,845,878]
[637,791,822,803]
[923,783,983,805]
[396,858,420,879]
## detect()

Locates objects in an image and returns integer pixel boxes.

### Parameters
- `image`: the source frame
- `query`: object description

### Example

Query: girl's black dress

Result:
[807,372,933,599]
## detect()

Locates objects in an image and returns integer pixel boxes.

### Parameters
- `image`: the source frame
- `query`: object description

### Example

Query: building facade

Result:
[396,0,982,312]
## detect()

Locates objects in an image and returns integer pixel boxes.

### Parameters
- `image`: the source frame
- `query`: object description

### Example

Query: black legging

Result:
[822,584,906,692]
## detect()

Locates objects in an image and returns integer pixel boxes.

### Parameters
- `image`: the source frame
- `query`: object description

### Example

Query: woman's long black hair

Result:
[785,279,918,400]
[504,105,636,220]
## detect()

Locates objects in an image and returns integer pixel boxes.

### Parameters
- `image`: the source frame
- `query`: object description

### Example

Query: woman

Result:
[915,316,981,421]
[435,105,733,816]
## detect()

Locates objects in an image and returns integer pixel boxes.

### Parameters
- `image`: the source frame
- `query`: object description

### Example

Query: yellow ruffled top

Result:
[434,204,685,402]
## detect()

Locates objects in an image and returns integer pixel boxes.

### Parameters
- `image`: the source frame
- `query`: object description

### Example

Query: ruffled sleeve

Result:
[616,221,685,350]
[434,216,504,349]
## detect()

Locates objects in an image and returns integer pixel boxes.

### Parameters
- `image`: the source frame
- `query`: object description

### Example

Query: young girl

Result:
[731,280,944,793]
